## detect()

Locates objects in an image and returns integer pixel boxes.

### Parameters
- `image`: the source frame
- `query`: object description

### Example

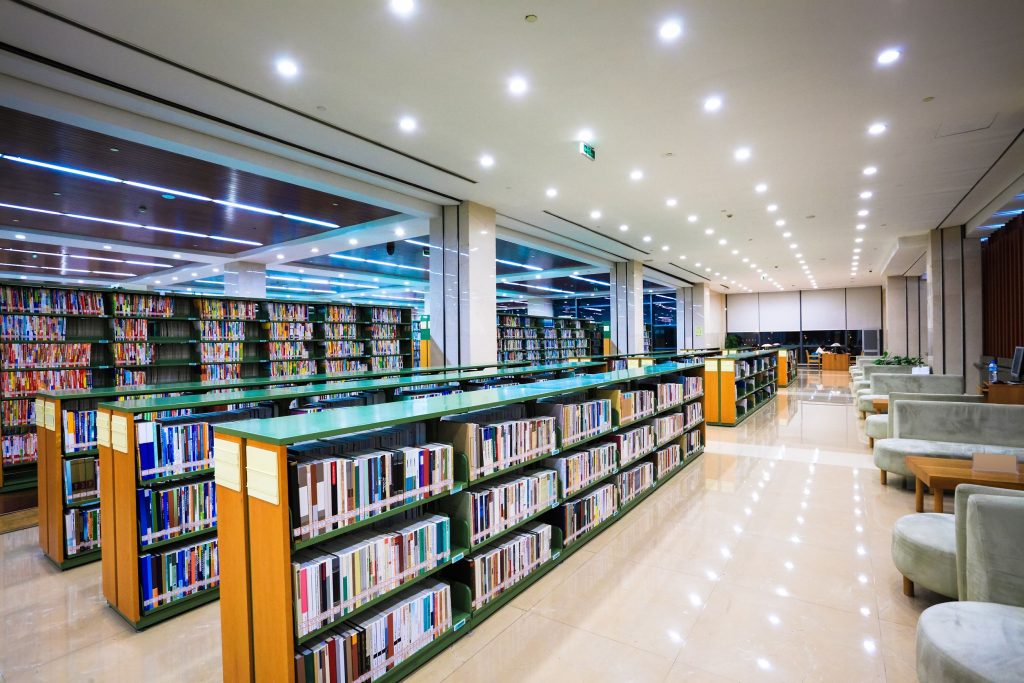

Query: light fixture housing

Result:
[275,57,299,78]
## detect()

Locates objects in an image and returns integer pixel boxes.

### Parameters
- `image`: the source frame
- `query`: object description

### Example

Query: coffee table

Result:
[905,456,1024,513]
[872,398,888,414]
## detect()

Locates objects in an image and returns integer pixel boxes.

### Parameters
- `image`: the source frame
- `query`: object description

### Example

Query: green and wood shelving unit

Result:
[777,347,798,387]
[212,361,705,682]
[705,349,779,426]
[496,314,603,363]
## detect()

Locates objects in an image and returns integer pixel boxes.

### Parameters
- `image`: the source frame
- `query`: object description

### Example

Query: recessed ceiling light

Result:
[695,262,702,267]
[775,219,786,227]
[311,247,319,253]
[687,214,698,223]
[860,191,873,199]
[856,223,867,230]
[755,183,768,193]
[398,116,417,132]
[577,128,594,143]
[390,0,415,16]
[154,280,161,284]
[868,122,887,135]
[718,238,727,246]
[789,244,798,249]
[507,76,529,96]
[858,209,869,217]
[275,57,299,78]
[705,228,715,235]
[394,227,406,236]
[767,204,778,213]
[172,253,181,259]
[590,210,602,219]
[705,267,711,272]
[703,95,723,112]
[731,249,739,255]
[642,235,652,242]
[795,253,803,258]
[619,224,629,231]
[742,257,749,263]
[630,169,644,181]
[661,245,669,251]
[863,166,878,176]
[546,187,558,198]
[479,154,495,168]
[679,255,687,260]
[665,198,678,207]
[877,48,901,65]
[734,147,752,162]
[658,19,683,42]
[14,233,25,240]
[782,231,792,238]
[348,238,358,245]
[854,248,862,253]
[714,271,720,276]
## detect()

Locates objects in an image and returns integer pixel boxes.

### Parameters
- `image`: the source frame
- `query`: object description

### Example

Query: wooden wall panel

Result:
[982,215,1024,358]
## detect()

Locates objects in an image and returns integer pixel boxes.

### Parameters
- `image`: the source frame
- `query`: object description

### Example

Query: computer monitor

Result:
[1011,346,1024,383]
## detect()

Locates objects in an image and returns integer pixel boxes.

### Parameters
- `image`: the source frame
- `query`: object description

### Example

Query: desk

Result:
[905,456,1024,513]
[821,353,850,371]
[872,398,889,414]
[980,382,1024,405]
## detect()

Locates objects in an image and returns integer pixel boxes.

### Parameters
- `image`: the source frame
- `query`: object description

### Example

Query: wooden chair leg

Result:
[868,437,874,448]
[879,469,887,485]
[859,411,865,419]
[903,576,914,597]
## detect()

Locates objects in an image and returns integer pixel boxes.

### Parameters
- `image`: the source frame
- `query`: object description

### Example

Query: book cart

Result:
[212,361,705,682]
[90,361,602,629]
[705,349,779,426]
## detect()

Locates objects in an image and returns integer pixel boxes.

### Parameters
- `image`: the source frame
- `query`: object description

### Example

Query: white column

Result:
[926,226,982,374]
[428,202,497,365]
[676,287,692,349]
[608,261,644,353]
[885,276,927,357]
[526,298,554,317]
[223,261,266,298]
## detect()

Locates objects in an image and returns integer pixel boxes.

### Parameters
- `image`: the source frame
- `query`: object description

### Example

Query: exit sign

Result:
[578,141,596,161]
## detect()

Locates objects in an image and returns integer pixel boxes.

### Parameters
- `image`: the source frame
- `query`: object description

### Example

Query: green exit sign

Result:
[578,141,596,161]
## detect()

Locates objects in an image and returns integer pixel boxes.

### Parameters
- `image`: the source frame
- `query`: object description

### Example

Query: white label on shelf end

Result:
[110,415,129,453]
[213,438,242,492]
[246,445,280,505]
[96,411,110,448]
[34,398,44,427]
[44,401,55,431]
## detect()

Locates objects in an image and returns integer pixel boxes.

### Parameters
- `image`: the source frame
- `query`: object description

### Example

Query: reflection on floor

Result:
[0,370,945,682]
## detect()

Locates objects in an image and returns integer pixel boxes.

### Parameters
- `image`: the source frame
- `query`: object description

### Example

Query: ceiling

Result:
[1,0,1023,294]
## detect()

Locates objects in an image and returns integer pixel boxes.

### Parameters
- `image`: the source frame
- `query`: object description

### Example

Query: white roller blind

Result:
[801,289,846,330]
[726,293,759,332]
[845,286,882,329]
[757,291,801,331]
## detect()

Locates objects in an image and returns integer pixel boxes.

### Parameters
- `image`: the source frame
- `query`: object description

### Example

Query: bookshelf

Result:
[212,361,705,681]
[39,361,598,571]
[496,314,601,363]
[705,349,779,426]
[777,348,798,387]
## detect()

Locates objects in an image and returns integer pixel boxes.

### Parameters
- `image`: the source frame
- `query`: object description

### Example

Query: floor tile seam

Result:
[592,548,738,586]
[714,575,885,627]
[522,607,686,663]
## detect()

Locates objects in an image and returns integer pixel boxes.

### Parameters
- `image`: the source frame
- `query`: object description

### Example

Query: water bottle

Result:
[989,359,999,384]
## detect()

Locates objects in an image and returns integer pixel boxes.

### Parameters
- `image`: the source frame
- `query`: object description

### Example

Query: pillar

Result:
[428,201,497,366]
[223,261,266,298]
[885,276,928,358]
[676,287,693,349]
[608,261,644,354]
[927,226,982,374]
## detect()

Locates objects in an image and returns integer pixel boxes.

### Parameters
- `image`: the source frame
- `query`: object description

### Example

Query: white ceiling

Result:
[2,0,1024,293]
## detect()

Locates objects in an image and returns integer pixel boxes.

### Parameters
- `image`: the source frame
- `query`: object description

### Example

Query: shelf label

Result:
[111,415,129,453]
[96,411,110,448]
[247,445,279,505]
[34,398,44,427]
[552,550,561,560]
[720,360,735,372]
[213,438,241,492]
[451,552,464,563]
[454,618,467,632]
[44,401,55,431]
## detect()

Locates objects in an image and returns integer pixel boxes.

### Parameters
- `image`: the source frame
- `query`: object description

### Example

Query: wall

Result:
[885,276,928,357]
[981,215,1024,358]
[725,286,883,332]
[706,288,726,348]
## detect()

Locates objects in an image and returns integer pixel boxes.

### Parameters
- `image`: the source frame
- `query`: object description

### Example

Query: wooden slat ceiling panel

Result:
[0,238,194,277]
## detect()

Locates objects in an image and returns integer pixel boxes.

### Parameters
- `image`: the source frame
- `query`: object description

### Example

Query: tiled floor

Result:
[0,370,946,682]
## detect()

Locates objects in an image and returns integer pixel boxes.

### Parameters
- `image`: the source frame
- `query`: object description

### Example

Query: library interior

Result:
[1,2,1024,682]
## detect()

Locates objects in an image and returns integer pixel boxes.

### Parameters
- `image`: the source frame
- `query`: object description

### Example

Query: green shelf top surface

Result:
[214,361,703,445]
[99,361,602,414]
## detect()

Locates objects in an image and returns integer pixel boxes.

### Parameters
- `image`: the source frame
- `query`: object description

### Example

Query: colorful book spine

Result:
[112,318,148,341]
[324,359,369,375]
[269,341,310,360]
[1,369,91,396]
[268,322,313,341]
[1,342,91,368]
[2,432,38,465]
[64,507,100,557]
[1,315,66,341]
[62,409,98,453]
[0,286,104,315]
[656,444,682,478]
[324,340,365,358]
[468,523,552,608]
[270,360,316,378]
[618,390,655,424]
[466,469,557,546]
[325,306,359,323]
[291,514,450,637]
[264,302,308,322]
[136,479,217,546]
[138,537,219,613]
[561,483,617,547]
[683,429,703,457]
[369,307,403,324]
[200,342,243,363]
[617,461,654,507]
[684,401,704,428]
[536,399,612,447]
[466,416,557,479]
[656,383,683,410]
[369,355,404,371]
[368,340,401,356]
[543,442,618,498]
[197,299,256,320]
[684,376,703,399]
[115,368,148,388]
[367,323,399,340]
[201,364,241,382]
[323,322,359,340]
[111,293,175,318]
[654,413,687,446]
[293,580,451,682]
[63,455,100,503]
[112,342,154,366]
[199,320,246,341]
[1,398,35,427]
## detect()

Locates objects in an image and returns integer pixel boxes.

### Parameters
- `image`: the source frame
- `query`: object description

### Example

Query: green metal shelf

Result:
[139,525,217,552]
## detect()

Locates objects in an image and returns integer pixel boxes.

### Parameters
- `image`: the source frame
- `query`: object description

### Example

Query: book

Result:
[63,455,100,504]
[617,461,654,507]
[137,478,217,546]
[560,483,617,547]
[467,523,551,609]
[62,409,98,453]
[655,444,682,478]
[535,398,612,448]
[138,536,219,612]
[64,506,100,557]
[462,469,557,546]
[543,443,617,498]
[1,342,91,368]
[613,425,657,467]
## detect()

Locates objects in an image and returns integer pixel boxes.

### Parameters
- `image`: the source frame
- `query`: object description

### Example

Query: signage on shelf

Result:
[578,141,596,161]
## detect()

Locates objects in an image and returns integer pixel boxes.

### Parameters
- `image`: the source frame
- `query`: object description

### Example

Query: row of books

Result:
[1,369,91,396]
[366,323,402,340]
[536,398,612,447]
[64,507,100,557]
[115,368,148,387]
[496,316,588,330]
[200,320,247,341]
[139,537,219,613]
[270,341,311,360]
[497,339,588,351]
[325,360,370,375]
[287,430,452,542]
[111,293,175,318]
[1,342,91,368]
[561,482,616,547]
[196,299,257,321]
[324,323,359,339]
[465,469,558,546]
[368,340,402,356]
[266,302,309,322]
[618,461,655,507]
[683,401,704,427]
[112,342,154,366]
[369,308,405,324]
[269,322,314,341]
[543,442,618,498]
[498,350,590,362]
[618,389,656,424]
[0,286,105,315]
[324,341,365,358]
[468,522,551,609]
[369,356,405,371]
[683,429,703,456]
[656,444,682,477]
[325,306,359,323]
[113,318,148,340]
[439,406,556,480]
[62,409,98,453]
[64,455,99,503]
[291,514,451,637]
[614,424,656,467]
[137,479,217,547]
[295,580,451,683]
[271,360,317,378]
[653,412,688,446]
[200,343,246,363]
[1,314,67,341]
[201,364,241,382]
[1,398,34,426]
[2,432,37,465]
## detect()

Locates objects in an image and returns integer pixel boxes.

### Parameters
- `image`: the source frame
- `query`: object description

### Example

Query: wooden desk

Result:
[821,353,850,371]
[980,382,1024,405]
[872,398,889,414]
[905,456,1024,513]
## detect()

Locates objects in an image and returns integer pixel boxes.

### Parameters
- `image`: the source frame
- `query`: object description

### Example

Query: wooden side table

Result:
[905,456,1024,513]
[872,398,888,414]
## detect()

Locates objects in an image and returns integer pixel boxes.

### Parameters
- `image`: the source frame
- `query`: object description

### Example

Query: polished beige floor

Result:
[0,370,945,682]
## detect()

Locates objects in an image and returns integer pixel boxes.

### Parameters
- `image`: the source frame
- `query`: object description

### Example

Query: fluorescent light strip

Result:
[1,247,172,268]
[570,275,610,287]
[404,239,434,249]
[329,253,428,271]
[194,280,221,285]
[501,281,573,294]
[0,202,60,216]
[496,258,543,271]
[0,262,134,276]
[1,154,340,229]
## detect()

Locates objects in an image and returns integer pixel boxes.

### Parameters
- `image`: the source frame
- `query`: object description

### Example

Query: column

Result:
[691,283,709,348]
[676,287,693,349]
[428,201,497,365]
[223,261,266,298]
[608,261,644,354]
[885,276,927,358]
[526,298,554,317]
[926,226,982,375]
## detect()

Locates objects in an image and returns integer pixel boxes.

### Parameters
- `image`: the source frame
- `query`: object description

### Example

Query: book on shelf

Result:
[368,340,401,356]
[617,461,654,506]
[63,455,100,504]
[200,320,246,341]
[368,307,404,324]
[438,405,556,481]
[112,293,175,318]
[2,431,38,466]
[200,342,244,363]
[64,507,100,557]
[653,413,687,446]
[265,302,308,322]
[467,522,552,609]
[369,355,404,371]
[116,368,148,388]
[139,536,219,613]
[324,340,364,358]
[271,360,317,378]
[294,579,452,682]
[113,318,148,341]
[366,323,400,340]
[459,469,557,547]
[612,424,656,467]
[324,359,369,375]
[323,323,359,340]
[2,398,35,427]
[683,429,703,457]
[137,478,217,547]
[543,443,617,498]
[2,342,91,368]
[535,397,612,447]
[655,444,682,478]
[62,409,98,453]
[112,342,154,366]
[1,314,68,341]
[269,341,311,361]
[1,369,91,396]
[291,513,451,638]
[196,299,257,320]
[201,364,241,382]
[268,322,313,341]
[0,285,104,315]
[560,482,617,547]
